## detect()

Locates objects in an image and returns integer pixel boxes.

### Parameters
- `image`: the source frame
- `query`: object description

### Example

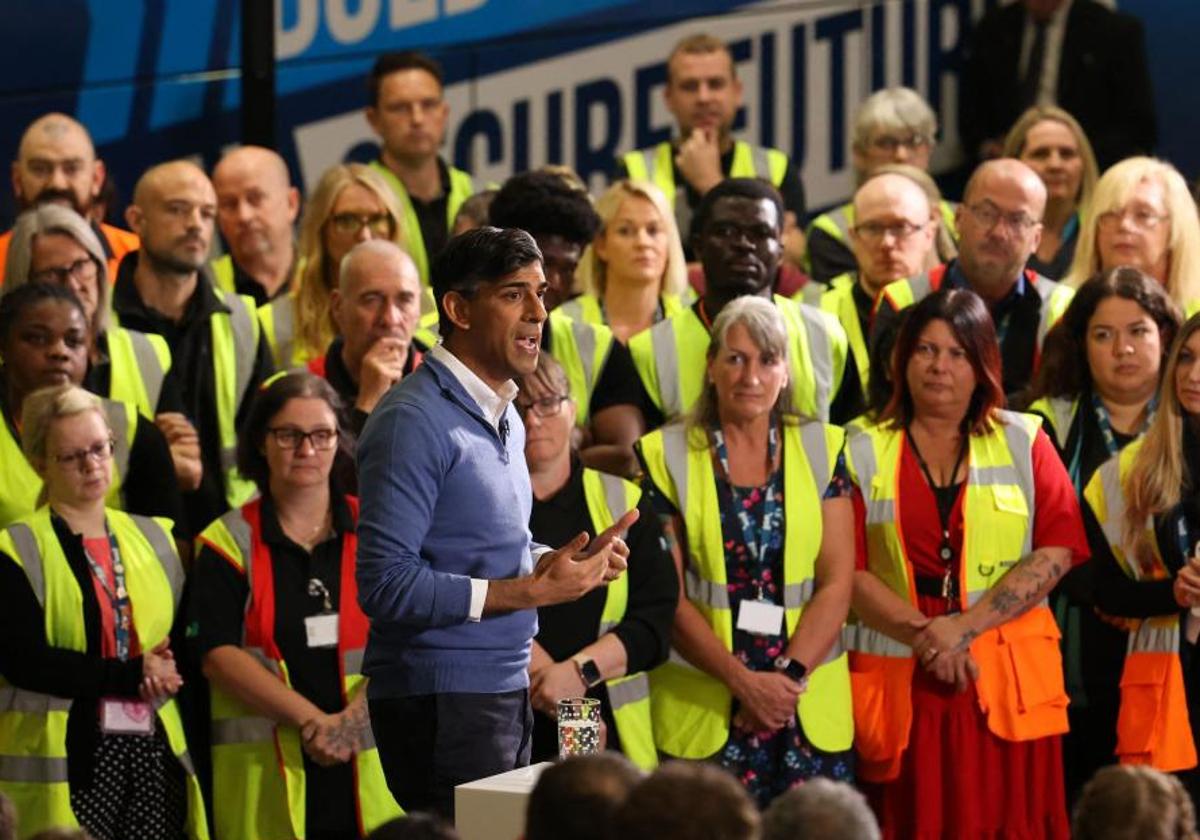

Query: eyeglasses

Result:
[515,395,569,419]
[267,427,339,450]
[852,220,928,244]
[1097,207,1169,232]
[966,201,1040,234]
[30,257,98,286]
[869,133,932,153]
[329,212,393,237]
[53,438,114,472]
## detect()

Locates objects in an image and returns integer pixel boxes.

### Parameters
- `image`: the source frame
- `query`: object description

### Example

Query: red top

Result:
[83,536,141,660]
[854,426,1090,577]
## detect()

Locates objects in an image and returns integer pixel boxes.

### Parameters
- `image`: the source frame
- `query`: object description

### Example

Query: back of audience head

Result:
[608,760,760,840]
[576,179,688,301]
[691,178,785,303]
[4,203,108,337]
[852,87,937,179]
[1028,265,1181,403]
[524,753,641,840]
[452,189,497,236]
[761,778,880,840]
[1072,765,1198,840]
[294,162,405,357]
[237,370,348,495]
[1003,105,1099,210]
[1066,156,1200,308]
[365,812,460,840]
[489,169,599,310]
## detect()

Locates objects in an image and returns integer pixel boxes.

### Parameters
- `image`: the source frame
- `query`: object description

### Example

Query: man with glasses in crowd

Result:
[805,87,957,285]
[870,158,1074,398]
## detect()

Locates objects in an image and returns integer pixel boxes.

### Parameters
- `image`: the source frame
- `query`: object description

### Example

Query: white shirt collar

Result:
[429,343,518,429]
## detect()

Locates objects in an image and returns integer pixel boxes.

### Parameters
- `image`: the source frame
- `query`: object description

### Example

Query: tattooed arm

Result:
[910,546,1073,661]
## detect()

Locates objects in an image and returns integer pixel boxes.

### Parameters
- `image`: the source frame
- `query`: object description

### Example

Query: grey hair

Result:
[4,204,109,336]
[762,779,881,840]
[852,87,938,152]
[688,295,802,438]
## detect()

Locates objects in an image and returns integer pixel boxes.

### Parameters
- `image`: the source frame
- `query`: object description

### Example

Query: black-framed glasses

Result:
[53,438,114,471]
[852,220,928,244]
[31,257,98,286]
[268,427,339,450]
[515,395,569,419]
[329,212,393,237]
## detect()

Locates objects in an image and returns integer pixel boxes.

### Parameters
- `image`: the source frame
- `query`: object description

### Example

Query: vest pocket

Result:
[1117,652,1169,757]
[998,608,1069,713]
[848,653,913,770]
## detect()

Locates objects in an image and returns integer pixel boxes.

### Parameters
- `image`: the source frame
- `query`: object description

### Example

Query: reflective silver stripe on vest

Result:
[908,272,934,300]
[0,754,68,783]
[101,399,132,485]
[799,422,831,489]
[831,205,853,240]
[572,318,598,392]
[598,620,617,636]
[125,330,166,410]
[750,146,771,179]
[176,750,197,777]
[1031,274,1058,347]
[650,322,682,418]
[243,646,283,676]
[1128,621,1179,655]
[1096,455,1127,555]
[222,292,258,470]
[272,299,296,370]
[599,472,629,531]
[685,567,730,610]
[559,299,584,322]
[998,412,1037,559]
[607,673,649,711]
[967,464,1022,487]
[129,514,184,610]
[842,622,912,657]
[795,306,834,420]
[1046,397,1078,448]
[345,648,365,677]
[211,716,276,745]
[847,431,890,524]
[782,579,815,609]
[7,523,45,606]
[661,423,691,517]
[0,687,71,713]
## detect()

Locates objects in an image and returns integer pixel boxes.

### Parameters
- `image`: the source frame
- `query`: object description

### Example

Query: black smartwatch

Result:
[573,655,603,688]
[774,655,808,684]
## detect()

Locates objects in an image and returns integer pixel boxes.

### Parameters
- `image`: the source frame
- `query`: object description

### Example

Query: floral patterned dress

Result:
[710,426,855,808]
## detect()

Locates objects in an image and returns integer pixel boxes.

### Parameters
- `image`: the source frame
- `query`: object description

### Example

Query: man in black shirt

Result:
[114,160,273,535]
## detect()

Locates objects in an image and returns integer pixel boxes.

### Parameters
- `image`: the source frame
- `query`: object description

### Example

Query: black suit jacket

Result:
[961,0,1156,169]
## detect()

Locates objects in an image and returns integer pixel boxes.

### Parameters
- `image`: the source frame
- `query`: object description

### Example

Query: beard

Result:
[143,241,208,276]
[25,187,88,216]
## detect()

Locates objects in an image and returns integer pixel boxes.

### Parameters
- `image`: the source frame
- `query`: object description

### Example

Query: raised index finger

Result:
[586,509,640,557]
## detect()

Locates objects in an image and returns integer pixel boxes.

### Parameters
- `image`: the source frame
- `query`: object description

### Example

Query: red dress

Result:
[854,429,1090,840]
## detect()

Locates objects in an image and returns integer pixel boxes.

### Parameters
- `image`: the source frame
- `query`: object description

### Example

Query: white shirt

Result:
[428,343,544,621]
[1019,0,1074,107]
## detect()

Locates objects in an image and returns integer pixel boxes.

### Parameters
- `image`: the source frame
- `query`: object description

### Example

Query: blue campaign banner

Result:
[0,0,1192,229]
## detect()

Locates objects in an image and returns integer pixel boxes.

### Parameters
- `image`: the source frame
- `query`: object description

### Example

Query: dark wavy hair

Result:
[431,225,543,338]
[881,288,1006,434]
[1024,266,1182,404]
[488,170,600,246]
[236,371,349,493]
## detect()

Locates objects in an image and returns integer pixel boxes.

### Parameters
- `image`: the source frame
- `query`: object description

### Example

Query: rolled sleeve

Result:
[356,400,473,628]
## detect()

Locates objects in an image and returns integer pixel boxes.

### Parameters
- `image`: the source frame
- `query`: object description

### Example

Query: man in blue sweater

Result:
[356,226,638,816]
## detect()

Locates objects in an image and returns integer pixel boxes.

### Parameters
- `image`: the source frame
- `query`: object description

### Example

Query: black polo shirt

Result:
[227,254,294,307]
[111,252,274,534]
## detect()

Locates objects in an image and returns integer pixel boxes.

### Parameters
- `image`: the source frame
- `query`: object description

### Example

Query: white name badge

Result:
[305,613,339,648]
[736,599,785,636]
[100,697,155,736]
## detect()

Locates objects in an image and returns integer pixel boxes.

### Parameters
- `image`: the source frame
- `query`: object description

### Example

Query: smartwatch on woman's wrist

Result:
[773,656,808,685]
[572,655,603,688]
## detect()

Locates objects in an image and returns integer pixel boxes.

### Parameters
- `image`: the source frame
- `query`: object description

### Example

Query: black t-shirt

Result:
[541,320,656,422]
[189,490,358,834]
[404,157,453,265]
[228,255,293,307]
[527,460,678,762]
[111,253,275,535]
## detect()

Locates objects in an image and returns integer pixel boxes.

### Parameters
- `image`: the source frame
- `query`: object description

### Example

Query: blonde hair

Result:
[852,88,937,154]
[1002,106,1100,210]
[1072,765,1198,840]
[1123,312,1200,557]
[688,296,801,440]
[576,180,688,300]
[20,384,108,506]
[4,204,109,336]
[292,163,406,360]
[860,163,958,265]
[1065,157,1200,311]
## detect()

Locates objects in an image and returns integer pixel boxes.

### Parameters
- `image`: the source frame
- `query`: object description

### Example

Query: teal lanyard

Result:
[710,424,783,564]
[1066,393,1157,492]
[83,530,134,662]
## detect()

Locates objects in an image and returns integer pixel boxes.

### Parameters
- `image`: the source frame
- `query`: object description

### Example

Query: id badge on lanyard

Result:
[305,577,339,649]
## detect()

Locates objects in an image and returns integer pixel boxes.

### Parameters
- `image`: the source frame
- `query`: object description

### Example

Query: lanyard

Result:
[906,430,969,609]
[83,530,134,662]
[710,424,783,569]
[1066,393,1157,492]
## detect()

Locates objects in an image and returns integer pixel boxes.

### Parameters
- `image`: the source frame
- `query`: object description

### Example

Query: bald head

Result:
[333,240,423,379]
[125,161,216,278]
[212,146,299,271]
[956,158,1046,298]
[850,173,937,294]
[12,113,102,215]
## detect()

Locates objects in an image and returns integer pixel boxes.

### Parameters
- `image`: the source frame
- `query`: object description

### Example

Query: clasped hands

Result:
[301,699,371,767]
[909,614,980,693]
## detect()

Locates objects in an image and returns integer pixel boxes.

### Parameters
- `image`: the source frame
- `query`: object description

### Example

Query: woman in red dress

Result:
[844,288,1090,839]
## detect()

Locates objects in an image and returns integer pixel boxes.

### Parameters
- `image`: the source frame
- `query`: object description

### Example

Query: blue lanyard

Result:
[711,424,783,565]
[83,530,134,662]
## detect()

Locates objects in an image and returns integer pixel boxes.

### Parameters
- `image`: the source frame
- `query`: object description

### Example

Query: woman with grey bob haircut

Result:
[636,294,857,807]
